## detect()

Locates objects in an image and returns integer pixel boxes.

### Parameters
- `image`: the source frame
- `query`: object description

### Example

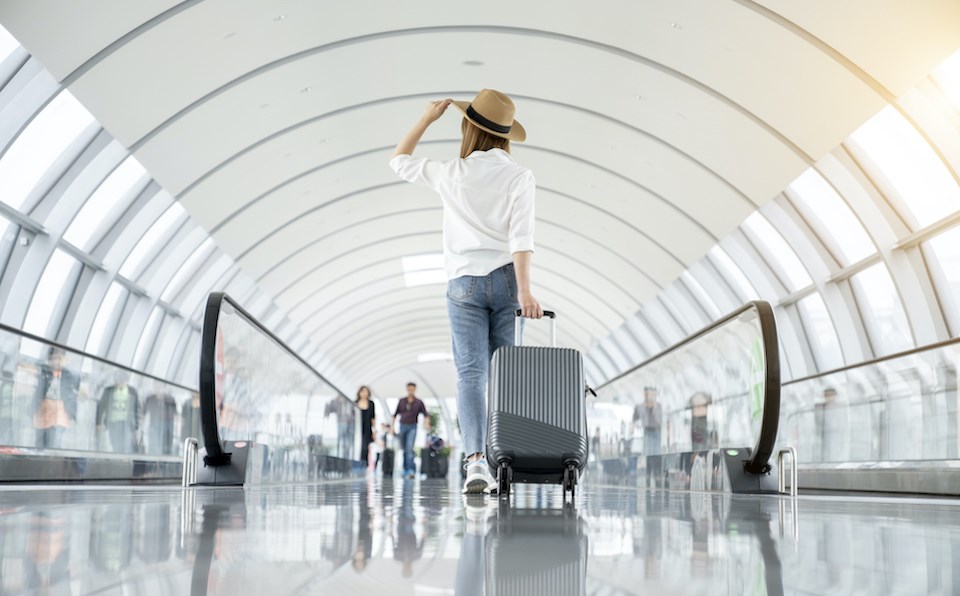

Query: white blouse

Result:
[389,148,536,280]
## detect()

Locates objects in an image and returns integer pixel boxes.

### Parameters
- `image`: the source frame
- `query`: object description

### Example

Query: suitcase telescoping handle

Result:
[514,309,557,347]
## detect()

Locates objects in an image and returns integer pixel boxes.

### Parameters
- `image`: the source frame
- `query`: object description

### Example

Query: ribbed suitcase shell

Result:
[487,345,589,483]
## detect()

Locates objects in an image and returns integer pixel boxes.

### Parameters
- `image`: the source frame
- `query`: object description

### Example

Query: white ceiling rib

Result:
[179,93,755,209]
[123,26,810,158]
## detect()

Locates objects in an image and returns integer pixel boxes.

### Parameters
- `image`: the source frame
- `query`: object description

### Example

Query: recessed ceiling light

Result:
[636,94,645,100]
[669,22,682,29]
[300,86,312,93]
[418,352,453,363]
[462,60,484,66]
[274,14,286,21]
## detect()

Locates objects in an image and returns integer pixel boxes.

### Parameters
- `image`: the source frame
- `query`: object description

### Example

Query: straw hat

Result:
[452,89,526,142]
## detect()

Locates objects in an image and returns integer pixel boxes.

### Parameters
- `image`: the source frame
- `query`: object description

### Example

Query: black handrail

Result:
[783,335,960,387]
[199,292,353,466]
[598,301,780,475]
[0,321,195,393]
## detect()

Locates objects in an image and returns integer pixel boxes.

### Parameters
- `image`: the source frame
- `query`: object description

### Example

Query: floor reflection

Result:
[1,481,959,594]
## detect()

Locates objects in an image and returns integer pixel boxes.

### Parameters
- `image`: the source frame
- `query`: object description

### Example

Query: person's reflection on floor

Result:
[639,492,664,581]
[455,495,491,596]
[690,493,713,578]
[394,478,425,578]
[352,482,373,573]
[24,512,71,593]
[91,500,134,573]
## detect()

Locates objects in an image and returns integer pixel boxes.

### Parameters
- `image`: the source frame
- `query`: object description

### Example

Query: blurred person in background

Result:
[632,387,662,456]
[33,348,79,449]
[96,371,141,453]
[392,383,430,480]
[355,386,377,471]
[144,381,177,455]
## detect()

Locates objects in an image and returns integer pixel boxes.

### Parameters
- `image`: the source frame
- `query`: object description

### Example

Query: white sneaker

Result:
[462,459,496,494]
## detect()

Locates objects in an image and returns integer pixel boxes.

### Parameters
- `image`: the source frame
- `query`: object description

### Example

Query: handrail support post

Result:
[777,447,798,497]
[182,437,199,487]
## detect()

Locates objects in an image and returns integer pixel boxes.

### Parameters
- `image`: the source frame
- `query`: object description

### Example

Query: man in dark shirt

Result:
[392,383,430,480]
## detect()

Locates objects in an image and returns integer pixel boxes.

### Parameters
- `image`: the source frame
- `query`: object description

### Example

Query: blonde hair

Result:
[460,118,510,159]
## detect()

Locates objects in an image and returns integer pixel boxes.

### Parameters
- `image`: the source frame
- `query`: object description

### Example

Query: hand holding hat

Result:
[421,99,453,124]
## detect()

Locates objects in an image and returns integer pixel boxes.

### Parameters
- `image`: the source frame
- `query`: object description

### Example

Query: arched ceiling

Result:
[2,0,958,398]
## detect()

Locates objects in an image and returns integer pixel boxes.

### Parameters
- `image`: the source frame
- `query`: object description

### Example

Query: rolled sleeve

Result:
[508,175,536,254]
[389,154,443,191]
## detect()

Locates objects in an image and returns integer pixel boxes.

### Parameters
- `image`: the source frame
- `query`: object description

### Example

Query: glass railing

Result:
[594,301,780,477]
[0,322,198,465]
[777,337,960,464]
[198,293,361,482]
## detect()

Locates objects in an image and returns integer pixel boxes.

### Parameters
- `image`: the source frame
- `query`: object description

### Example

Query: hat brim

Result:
[452,100,526,142]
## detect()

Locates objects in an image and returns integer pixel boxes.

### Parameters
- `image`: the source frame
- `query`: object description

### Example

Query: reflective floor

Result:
[1,478,960,595]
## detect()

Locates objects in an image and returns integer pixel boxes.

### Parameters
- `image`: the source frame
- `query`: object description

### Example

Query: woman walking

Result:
[355,386,377,471]
[390,89,543,493]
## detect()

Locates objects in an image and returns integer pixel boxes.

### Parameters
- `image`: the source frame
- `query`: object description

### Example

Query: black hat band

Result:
[466,105,512,134]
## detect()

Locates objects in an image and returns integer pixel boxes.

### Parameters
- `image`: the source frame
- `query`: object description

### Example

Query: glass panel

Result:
[851,263,914,355]
[0,24,18,62]
[708,246,759,301]
[797,293,844,371]
[160,238,214,303]
[933,47,960,111]
[85,282,126,355]
[924,225,960,331]
[22,250,78,336]
[788,168,876,265]
[0,91,96,210]
[63,156,147,250]
[212,297,359,482]
[595,303,772,490]
[848,106,960,228]
[778,342,959,463]
[742,212,811,292]
[0,329,196,456]
[119,199,184,279]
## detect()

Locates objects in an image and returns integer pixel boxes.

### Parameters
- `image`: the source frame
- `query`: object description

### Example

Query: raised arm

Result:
[392,99,452,158]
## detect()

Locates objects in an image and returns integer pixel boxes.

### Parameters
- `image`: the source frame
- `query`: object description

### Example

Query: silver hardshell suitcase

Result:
[486,311,589,498]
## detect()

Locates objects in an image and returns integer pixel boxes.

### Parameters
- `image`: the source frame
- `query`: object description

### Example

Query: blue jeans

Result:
[644,429,661,456]
[399,423,417,474]
[447,263,521,457]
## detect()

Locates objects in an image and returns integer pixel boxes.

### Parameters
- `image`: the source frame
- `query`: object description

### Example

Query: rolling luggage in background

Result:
[382,448,395,478]
[486,311,590,499]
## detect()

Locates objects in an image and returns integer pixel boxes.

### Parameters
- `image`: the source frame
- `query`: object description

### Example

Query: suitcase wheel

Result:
[497,461,513,498]
[563,462,578,501]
